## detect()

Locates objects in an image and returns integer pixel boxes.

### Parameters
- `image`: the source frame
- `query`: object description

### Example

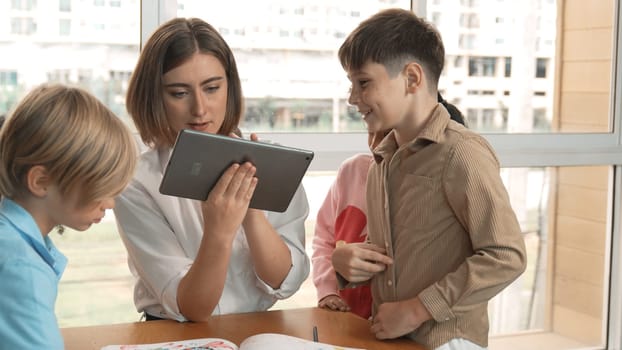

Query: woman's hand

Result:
[332,243,393,283]
[201,161,258,241]
[237,132,269,222]
[318,294,351,312]
[179,161,257,320]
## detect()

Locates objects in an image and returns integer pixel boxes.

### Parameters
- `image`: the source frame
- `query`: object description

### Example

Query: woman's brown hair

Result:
[126,17,243,148]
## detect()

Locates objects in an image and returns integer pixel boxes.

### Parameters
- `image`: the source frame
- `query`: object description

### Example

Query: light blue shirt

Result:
[0,198,67,349]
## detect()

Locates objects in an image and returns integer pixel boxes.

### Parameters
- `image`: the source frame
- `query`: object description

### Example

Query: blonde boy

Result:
[0,84,136,349]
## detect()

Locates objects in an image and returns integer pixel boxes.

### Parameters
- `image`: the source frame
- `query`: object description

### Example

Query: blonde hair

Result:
[0,84,137,205]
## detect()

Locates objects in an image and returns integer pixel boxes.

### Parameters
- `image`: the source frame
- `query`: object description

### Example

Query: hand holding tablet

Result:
[159,129,314,212]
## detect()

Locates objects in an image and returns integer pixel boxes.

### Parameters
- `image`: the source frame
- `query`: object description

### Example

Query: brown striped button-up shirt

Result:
[367,104,527,349]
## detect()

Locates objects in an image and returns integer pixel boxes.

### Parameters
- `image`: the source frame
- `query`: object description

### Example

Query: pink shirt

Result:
[311,153,373,318]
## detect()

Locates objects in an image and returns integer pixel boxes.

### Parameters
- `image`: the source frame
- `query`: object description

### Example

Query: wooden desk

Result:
[62,307,425,349]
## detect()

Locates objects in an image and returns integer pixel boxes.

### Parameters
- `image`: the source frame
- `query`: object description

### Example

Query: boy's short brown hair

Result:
[0,84,137,205]
[338,8,445,89]
[126,17,243,148]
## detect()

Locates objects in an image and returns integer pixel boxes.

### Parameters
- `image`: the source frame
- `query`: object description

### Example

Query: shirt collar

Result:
[371,103,451,163]
[1,198,43,244]
[0,198,67,276]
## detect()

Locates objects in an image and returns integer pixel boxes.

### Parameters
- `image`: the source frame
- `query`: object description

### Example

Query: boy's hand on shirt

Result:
[371,297,432,339]
[318,294,351,312]
[331,243,393,282]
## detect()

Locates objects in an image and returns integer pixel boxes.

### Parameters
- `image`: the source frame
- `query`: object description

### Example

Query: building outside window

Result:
[59,19,71,36]
[469,56,497,76]
[59,0,70,12]
[11,0,36,11]
[10,17,37,35]
[2,1,622,349]
[536,57,548,78]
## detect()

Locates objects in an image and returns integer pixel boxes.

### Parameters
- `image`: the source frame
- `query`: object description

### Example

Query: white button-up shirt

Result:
[114,147,310,321]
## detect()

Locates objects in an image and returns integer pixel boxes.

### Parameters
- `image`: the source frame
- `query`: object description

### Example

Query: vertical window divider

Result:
[607,0,622,348]
[140,0,177,49]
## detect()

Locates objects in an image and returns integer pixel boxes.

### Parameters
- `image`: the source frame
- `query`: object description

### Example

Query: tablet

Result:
[159,129,314,212]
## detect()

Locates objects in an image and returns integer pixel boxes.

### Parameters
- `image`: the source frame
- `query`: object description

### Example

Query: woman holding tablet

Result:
[114,17,310,322]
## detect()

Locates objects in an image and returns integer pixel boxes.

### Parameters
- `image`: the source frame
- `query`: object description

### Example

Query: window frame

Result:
[143,1,622,348]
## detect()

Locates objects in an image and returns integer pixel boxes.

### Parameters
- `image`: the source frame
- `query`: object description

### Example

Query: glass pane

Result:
[490,166,610,349]
[54,215,138,326]
[179,0,616,134]
[433,0,615,134]
[278,166,611,350]
[0,1,141,326]
[177,0,411,133]
[0,0,139,131]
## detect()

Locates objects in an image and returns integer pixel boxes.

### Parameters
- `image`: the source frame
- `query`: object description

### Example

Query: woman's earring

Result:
[56,225,65,235]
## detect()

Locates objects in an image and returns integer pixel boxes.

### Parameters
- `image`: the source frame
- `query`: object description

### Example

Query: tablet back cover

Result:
[160,130,314,212]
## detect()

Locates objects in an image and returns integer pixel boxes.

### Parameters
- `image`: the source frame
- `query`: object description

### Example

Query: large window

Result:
[172,1,622,349]
[177,0,411,133]
[0,0,139,126]
[0,0,141,325]
[276,165,614,350]
[4,1,622,349]
[171,0,563,135]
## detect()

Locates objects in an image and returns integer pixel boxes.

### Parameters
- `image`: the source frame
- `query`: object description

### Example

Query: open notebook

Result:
[100,333,365,350]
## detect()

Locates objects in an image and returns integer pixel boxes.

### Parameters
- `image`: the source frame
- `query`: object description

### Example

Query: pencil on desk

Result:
[313,325,318,342]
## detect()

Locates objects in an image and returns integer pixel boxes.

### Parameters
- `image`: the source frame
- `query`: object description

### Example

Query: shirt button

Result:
[387,280,393,286]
